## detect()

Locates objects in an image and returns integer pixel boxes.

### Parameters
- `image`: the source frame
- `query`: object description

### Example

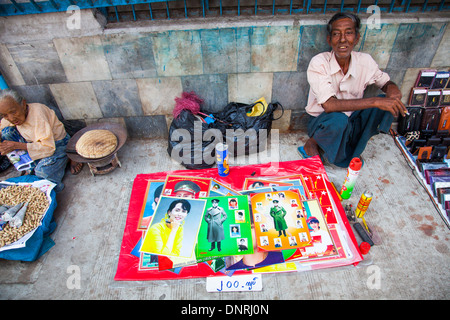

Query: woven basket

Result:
[75,129,118,159]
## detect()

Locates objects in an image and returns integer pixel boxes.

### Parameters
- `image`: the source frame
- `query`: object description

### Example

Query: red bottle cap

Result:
[359,242,371,255]
[349,157,363,171]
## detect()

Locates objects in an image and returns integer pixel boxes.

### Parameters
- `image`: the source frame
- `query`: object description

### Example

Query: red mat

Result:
[114,157,362,281]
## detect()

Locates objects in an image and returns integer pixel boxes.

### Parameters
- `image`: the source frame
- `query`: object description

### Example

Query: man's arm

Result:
[381,80,402,100]
[321,81,407,117]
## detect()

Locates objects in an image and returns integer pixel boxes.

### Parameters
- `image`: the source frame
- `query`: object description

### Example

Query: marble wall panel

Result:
[200,28,251,75]
[228,72,273,104]
[137,77,183,115]
[152,30,203,77]
[102,33,157,79]
[49,82,103,120]
[251,26,300,73]
[12,84,63,120]
[181,74,228,112]
[54,35,112,82]
[92,79,143,117]
[124,115,168,139]
[2,14,449,140]
[297,25,330,72]
[357,23,399,69]
[431,23,450,68]
[272,71,308,110]
[7,40,67,85]
[387,22,447,70]
[0,44,25,87]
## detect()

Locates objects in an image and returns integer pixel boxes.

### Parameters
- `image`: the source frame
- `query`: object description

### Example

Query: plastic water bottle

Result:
[340,157,363,199]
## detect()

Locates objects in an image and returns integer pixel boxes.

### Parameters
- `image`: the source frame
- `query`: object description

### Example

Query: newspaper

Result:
[6,149,34,171]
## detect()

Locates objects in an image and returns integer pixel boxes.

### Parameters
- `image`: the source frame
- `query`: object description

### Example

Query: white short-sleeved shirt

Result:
[305,51,390,117]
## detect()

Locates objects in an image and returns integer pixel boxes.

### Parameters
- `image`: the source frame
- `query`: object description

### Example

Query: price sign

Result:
[206,274,263,292]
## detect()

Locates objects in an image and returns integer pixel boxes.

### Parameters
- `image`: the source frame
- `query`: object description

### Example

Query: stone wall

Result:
[0,10,449,138]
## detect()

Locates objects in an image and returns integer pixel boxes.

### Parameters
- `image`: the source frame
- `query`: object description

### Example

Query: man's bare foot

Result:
[304,138,320,157]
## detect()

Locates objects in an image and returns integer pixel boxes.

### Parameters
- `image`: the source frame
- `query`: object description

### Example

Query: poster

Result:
[140,196,207,258]
[162,175,212,199]
[225,226,285,270]
[301,174,338,224]
[209,180,241,197]
[283,199,338,261]
[196,196,253,261]
[250,190,311,251]
[137,180,165,230]
[114,158,363,281]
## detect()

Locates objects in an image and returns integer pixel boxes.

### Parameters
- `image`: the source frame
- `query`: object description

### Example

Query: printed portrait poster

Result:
[243,178,294,190]
[137,180,165,230]
[301,174,338,224]
[140,196,207,259]
[272,179,307,201]
[225,226,285,271]
[196,195,253,261]
[250,190,311,251]
[162,175,212,199]
[139,252,159,271]
[129,236,159,271]
[300,199,337,257]
[283,199,339,262]
[196,196,253,261]
[209,180,241,197]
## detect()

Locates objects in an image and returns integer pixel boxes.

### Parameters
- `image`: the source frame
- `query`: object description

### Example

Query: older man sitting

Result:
[299,12,408,167]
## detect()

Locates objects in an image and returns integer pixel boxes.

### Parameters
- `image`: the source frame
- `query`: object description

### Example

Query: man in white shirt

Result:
[299,12,407,167]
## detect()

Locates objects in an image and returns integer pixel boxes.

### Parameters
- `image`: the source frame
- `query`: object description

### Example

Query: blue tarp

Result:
[0,175,57,261]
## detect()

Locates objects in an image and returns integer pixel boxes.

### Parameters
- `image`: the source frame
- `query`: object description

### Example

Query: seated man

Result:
[0,89,83,192]
[298,12,407,168]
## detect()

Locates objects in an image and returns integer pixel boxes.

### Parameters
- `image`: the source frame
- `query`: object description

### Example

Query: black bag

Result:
[212,102,283,157]
[167,109,219,170]
[167,102,283,170]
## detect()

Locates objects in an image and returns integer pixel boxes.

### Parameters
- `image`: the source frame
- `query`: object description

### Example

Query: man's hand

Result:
[379,80,407,117]
[372,96,408,118]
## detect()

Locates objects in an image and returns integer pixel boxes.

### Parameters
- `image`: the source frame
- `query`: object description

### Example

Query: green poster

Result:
[196,195,253,261]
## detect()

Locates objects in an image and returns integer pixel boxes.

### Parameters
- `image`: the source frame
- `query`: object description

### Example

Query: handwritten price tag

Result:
[206,275,263,292]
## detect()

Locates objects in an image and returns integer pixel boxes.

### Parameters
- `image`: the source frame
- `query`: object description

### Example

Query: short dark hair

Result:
[168,199,191,214]
[327,12,361,35]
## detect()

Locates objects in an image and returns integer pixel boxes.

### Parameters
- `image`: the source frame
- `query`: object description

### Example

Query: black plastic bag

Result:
[167,102,283,170]
[212,102,283,157]
[167,109,221,170]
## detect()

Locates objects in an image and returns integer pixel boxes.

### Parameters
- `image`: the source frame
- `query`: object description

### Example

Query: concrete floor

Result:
[0,131,449,300]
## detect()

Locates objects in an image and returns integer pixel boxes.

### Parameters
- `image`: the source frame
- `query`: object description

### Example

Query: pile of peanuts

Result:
[0,185,49,247]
